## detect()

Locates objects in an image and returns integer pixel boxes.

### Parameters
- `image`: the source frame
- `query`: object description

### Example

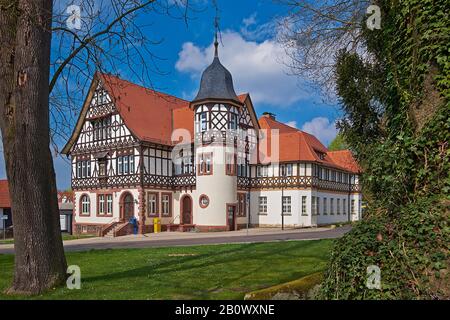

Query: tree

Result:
[0,0,198,295]
[328,132,348,151]
[276,0,371,101]
[285,0,449,299]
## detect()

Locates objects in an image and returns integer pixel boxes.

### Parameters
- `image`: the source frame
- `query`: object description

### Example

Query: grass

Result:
[0,239,333,300]
[0,233,96,245]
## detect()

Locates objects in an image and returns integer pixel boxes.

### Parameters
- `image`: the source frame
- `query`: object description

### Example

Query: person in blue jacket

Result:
[129,216,138,235]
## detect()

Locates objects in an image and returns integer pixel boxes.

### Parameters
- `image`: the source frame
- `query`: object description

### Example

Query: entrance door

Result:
[122,193,134,221]
[227,204,236,231]
[181,196,192,224]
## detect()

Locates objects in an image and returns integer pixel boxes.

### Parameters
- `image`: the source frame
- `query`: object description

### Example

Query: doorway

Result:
[121,192,134,221]
[227,204,236,231]
[181,195,192,225]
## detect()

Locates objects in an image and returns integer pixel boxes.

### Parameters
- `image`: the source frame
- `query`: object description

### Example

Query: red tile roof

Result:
[99,73,190,145]
[258,115,360,173]
[328,150,361,173]
[0,180,11,208]
[57,191,74,203]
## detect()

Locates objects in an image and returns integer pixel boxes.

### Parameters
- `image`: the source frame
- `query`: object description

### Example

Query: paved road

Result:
[0,225,351,254]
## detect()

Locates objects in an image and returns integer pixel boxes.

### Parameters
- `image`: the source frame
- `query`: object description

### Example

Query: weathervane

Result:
[213,3,221,57]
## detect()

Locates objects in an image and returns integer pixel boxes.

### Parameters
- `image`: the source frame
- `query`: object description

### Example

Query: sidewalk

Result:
[0,225,349,254]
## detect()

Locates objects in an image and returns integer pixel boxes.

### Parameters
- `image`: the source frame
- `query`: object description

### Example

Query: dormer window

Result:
[315,150,326,160]
[98,158,107,177]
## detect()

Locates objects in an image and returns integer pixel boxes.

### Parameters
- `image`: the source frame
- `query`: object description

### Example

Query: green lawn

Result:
[0,239,333,299]
[0,233,96,245]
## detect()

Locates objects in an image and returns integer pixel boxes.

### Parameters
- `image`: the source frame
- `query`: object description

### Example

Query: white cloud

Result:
[301,117,338,146]
[284,121,297,128]
[240,13,276,41]
[175,31,310,106]
[242,13,257,28]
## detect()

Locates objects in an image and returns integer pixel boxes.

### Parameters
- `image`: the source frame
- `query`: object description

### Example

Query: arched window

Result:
[80,195,90,215]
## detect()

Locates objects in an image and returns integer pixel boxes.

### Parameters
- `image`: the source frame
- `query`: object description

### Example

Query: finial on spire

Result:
[214,13,219,57]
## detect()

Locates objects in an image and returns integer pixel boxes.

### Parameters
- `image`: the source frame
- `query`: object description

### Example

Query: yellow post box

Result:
[153,218,161,233]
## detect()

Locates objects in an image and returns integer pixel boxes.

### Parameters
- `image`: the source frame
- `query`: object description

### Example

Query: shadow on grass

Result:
[81,241,330,290]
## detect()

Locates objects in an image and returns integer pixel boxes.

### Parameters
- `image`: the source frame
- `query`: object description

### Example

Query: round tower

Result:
[190,37,243,231]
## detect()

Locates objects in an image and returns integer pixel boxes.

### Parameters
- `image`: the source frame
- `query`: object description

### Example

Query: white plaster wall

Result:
[0,208,4,229]
[250,189,312,228]
[74,189,139,225]
[314,191,352,225]
[195,145,237,227]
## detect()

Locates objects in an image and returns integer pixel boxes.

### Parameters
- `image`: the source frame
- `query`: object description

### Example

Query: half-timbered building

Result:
[63,40,362,236]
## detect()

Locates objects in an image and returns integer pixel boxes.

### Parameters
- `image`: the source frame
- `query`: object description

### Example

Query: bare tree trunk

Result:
[0,0,67,295]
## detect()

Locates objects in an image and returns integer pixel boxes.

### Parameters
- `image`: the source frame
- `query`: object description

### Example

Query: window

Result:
[200,112,208,132]
[77,160,91,178]
[351,199,356,215]
[258,196,267,214]
[331,170,336,182]
[117,157,123,175]
[98,159,107,177]
[343,199,347,214]
[226,153,236,175]
[301,196,307,215]
[229,113,237,130]
[176,149,193,175]
[147,192,158,216]
[280,164,293,176]
[106,195,113,214]
[198,153,213,175]
[80,195,90,215]
[323,198,327,215]
[282,196,291,215]
[238,193,246,216]
[161,193,172,217]
[316,197,320,215]
[97,194,112,215]
[237,157,248,177]
[92,117,111,141]
[199,194,210,208]
[117,155,134,175]
[98,195,105,215]
[311,196,316,215]
[257,165,269,177]
[337,199,341,215]
[330,198,334,215]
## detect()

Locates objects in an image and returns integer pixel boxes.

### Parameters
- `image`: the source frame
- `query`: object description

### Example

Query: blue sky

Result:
[0,0,342,190]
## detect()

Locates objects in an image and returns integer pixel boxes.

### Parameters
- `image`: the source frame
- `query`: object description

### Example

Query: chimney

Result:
[262,112,276,120]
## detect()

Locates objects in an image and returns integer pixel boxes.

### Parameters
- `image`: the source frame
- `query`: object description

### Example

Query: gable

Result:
[238,94,260,130]
[62,75,137,154]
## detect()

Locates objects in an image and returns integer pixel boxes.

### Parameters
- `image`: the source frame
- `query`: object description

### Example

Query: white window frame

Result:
[106,194,113,214]
[301,196,307,215]
[282,196,291,215]
[258,196,267,214]
[161,194,171,217]
[98,194,105,215]
[81,195,90,215]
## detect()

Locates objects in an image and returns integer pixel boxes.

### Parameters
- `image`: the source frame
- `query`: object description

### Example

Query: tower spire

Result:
[214,13,219,57]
